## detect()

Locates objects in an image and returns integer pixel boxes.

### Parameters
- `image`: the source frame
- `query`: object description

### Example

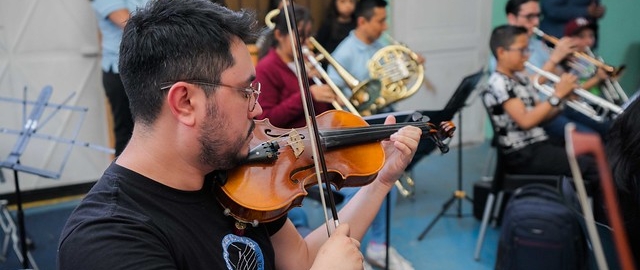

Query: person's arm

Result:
[107,9,131,29]
[580,66,609,90]
[91,0,131,29]
[505,73,577,129]
[271,116,421,269]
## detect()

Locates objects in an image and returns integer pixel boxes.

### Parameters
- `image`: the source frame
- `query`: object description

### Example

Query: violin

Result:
[214,110,455,225]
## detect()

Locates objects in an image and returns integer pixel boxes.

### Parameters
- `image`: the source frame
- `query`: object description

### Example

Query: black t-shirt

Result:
[58,162,287,270]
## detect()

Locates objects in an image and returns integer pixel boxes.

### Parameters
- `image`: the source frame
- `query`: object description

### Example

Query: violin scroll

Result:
[427,121,455,154]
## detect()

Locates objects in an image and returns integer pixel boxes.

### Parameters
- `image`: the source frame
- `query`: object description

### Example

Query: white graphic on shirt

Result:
[222,234,265,270]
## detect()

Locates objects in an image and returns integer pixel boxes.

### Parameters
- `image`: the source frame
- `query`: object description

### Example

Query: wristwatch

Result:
[548,95,561,107]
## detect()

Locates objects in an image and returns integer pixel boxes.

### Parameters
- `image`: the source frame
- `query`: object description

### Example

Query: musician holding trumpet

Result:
[485,24,605,222]
[494,0,611,141]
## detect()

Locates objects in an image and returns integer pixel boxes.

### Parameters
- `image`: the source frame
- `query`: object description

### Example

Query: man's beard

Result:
[198,102,252,170]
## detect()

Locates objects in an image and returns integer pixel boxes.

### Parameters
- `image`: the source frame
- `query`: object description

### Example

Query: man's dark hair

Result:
[505,0,538,16]
[354,0,387,21]
[489,25,528,57]
[119,0,259,126]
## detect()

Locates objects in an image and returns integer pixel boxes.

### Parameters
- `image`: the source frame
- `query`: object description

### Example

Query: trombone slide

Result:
[532,27,618,74]
[302,46,360,114]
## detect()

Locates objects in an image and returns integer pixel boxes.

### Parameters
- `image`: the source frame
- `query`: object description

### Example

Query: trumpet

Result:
[525,61,623,122]
[309,37,384,116]
[584,47,629,106]
[532,27,624,76]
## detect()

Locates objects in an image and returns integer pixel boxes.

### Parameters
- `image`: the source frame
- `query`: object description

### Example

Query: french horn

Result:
[369,33,425,107]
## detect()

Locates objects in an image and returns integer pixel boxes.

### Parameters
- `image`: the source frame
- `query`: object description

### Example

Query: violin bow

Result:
[282,0,341,234]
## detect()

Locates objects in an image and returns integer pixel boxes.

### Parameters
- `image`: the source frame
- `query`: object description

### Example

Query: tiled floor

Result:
[0,140,499,270]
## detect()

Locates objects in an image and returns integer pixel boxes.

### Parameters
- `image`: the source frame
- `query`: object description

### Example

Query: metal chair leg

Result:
[474,193,495,260]
[491,191,504,227]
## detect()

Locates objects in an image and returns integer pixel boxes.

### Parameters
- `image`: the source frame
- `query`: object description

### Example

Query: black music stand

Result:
[364,109,457,269]
[417,69,486,240]
[0,86,114,269]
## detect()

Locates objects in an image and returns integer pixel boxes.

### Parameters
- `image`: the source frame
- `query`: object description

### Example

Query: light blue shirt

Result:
[327,31,390,97]
[92,0,150,73]
[488,36,552,75]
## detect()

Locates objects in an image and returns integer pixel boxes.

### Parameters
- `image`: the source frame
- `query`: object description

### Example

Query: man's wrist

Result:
[548,95,562,107]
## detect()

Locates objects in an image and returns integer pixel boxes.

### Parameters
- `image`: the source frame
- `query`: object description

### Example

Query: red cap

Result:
[564,17,595,36]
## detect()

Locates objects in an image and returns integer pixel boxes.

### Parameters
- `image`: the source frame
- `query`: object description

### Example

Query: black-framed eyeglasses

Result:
[518,13,541,21]
[160,80,261,112]
[506,46,532,55]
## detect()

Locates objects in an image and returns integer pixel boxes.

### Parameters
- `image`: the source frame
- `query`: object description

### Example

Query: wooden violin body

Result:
[215,110,384,224]
[215,110,455,224]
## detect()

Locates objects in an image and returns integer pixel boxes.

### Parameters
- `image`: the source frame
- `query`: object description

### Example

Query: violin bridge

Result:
[287,129,304,158]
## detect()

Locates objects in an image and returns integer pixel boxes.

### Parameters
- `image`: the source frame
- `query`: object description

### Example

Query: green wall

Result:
[491,0,640,94]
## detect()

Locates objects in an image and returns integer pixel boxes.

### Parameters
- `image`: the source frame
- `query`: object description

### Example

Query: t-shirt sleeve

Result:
[91,0,128,20]
[489,74,517,104]
[265,215,288,236]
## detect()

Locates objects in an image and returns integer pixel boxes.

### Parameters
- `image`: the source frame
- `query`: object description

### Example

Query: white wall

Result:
[0,0,112,195]
[0,0,494,194]
[390,0,493,146]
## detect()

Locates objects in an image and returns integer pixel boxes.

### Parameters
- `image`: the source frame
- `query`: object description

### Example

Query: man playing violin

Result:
[57,0,422,269]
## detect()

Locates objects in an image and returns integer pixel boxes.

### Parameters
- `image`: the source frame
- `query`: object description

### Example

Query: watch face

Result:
[549,96,560,106]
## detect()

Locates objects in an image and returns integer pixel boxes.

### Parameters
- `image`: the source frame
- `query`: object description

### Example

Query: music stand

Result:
[417,69,486,240]
[364,109,457,268]
[0,86,114,269]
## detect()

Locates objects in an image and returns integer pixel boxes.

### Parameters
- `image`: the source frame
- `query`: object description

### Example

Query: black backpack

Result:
[495,184,588,270]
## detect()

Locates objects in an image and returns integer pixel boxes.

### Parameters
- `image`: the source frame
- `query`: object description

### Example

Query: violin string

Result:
[320,123,433,140]
[282,0,337,233]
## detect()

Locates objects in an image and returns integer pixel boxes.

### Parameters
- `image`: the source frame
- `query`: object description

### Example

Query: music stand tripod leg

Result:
[417,194,457,240]
[416,109,474,241]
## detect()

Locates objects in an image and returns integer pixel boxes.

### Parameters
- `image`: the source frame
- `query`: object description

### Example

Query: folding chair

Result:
[474,90,560,261]
[564,123,636,270]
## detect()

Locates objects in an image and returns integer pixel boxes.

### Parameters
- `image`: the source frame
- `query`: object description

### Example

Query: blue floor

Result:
[303,140,499,269]
[0,140,499,270]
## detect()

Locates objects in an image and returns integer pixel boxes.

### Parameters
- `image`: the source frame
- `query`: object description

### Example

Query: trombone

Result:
[525,61,623,123]
[303,39,416,197]
[308,37,385,116]
[301,46,360,114]
[532,27,624,76]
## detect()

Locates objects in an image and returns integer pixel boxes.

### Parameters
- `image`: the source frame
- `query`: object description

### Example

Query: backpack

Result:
[495,184,588,270]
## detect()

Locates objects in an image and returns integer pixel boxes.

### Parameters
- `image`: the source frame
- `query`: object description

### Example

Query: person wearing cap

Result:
[561,17,610,97]
[540,0,605,48]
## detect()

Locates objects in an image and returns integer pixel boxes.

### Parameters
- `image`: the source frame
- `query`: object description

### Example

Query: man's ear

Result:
[496,47,507,59]
[166,83,198,127]
[356,16,367,27]
[506,14,517,25]
[274,29,283,40]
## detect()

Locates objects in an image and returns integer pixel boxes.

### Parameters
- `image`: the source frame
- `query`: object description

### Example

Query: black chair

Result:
[474,90,561,261]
